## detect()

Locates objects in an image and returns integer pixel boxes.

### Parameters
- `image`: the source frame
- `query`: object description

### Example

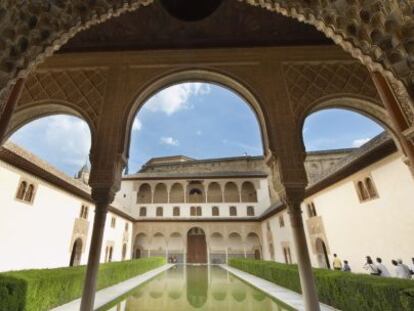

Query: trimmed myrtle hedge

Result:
[0,257,166,311]
[229,258,414,311]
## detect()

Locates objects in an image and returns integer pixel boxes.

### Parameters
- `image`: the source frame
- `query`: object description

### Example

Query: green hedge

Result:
[229,258,414,311]
[0,257,166,311]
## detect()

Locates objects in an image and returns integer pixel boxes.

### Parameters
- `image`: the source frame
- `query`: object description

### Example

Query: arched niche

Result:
[134,233,149,258]
[207,182,223,203]
[153,183,168,203]
[224,182,240,203]
[170,183,184,203]
[137,183,152,204]
[241,181,257,202]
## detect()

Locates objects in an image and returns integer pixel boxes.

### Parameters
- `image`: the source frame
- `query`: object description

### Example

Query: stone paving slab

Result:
[221,264,338,311]
[52,264,174,311]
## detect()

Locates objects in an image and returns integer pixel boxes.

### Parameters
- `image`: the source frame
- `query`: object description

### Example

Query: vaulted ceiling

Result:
[61,0,331,53]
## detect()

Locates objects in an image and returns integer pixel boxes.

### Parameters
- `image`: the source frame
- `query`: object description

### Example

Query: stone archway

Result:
[187,227,207,264]
[315,238,330,269]
[69,238,83,267]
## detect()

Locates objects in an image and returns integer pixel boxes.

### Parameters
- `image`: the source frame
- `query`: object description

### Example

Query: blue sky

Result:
[9,83,384,176]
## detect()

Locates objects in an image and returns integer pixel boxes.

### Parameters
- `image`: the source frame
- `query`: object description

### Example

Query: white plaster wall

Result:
[101,213,133,262]
[304,154,414,274]
[0,161,132,272]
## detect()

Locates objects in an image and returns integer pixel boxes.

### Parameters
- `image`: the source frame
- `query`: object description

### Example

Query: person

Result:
[332,253,342,271]
[363,256,381,275]
[342,260,351,272]
[375,257,390,277]
[398,259,411,278]
[392,259,411,279]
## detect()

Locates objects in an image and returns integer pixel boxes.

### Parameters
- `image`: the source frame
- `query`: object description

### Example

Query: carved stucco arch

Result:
[123,69,270,159]
[0,0,413,120]
[4,99,96,143]
[298,95,404,152]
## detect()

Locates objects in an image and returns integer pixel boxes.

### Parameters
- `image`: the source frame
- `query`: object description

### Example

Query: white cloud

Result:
[132,118,142,131]
[352,138,371,148]
[144,83,210,115]
[44,115,91,167]
[160,136,179,146]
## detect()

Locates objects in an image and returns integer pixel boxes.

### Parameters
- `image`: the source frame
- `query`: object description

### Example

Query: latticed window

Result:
[16,181,27,200]
[212,206,219,216]
[80,205,89,219]
[139,207,147,217]
[173,206,180,216]
[307,202,317,217]
[111,216,116,228]
[229,206,237,216]
[247,206,255,216]
[156,207,163,217]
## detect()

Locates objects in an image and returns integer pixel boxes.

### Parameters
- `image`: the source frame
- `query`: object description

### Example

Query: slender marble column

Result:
[80,189,112,311]
[288,202,320,311]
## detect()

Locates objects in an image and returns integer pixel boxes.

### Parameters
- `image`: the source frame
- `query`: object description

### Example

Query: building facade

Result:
[0,133,413,275]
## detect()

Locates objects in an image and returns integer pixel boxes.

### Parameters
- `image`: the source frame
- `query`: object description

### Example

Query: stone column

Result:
[266,150,320,311]
[0,78,25,144]
[80,188,114,311]
[287,200,320,311]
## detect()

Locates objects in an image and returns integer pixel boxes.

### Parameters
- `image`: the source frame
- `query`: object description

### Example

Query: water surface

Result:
[103,265,292,311]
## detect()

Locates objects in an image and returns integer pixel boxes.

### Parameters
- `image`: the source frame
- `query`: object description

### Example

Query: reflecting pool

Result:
[102,265,292,311]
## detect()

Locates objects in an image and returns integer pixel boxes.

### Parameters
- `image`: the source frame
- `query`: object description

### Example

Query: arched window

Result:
[212,206,219,216]
[229,206,237,216]
[80,205,89,219]
[173,206,180,216]
[207,182,222,202]
[190,206,196,216]
[247,206,255,216]
[241,182,257,202]
[365,177,378,198]
[139,207,147,217]
[197,206,202,216]
[357,181,369,201]
[156,207,163,217]
[224,182,240,202]
[154,183,168,203]
[279,215,285,227]
[24,184,35,202]
[137,183,152,204]
[16,181,27,200]
[170,183,184,203]
[307,202,317,217]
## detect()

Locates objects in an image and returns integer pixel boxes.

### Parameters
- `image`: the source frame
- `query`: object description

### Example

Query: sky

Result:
[9,83,384,176]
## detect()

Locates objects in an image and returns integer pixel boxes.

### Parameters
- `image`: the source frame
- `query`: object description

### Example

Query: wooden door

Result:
[187,230,207,263]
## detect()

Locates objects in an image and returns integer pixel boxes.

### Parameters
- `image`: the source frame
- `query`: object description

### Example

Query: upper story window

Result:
[15,180,37,204]
[139,207,147,217]
[173,206,180,216]
[190,206,201,216]
[307,202,317,217]
[125,222,129,231]
[80,205,89,219]
[156,207,163,217]
[279,215,285,227]
[247,206,255,216]
[355,176,379,202]
[212,206,219,216]
[266,221,271,232]
[111,216,116,228]
[229,206,237,216]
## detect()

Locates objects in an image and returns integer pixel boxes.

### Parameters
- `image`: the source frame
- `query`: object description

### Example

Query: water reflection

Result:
[104,265,292,311]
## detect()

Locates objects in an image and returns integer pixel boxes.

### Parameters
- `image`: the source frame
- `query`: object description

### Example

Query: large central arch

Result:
[123,69,270,158]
